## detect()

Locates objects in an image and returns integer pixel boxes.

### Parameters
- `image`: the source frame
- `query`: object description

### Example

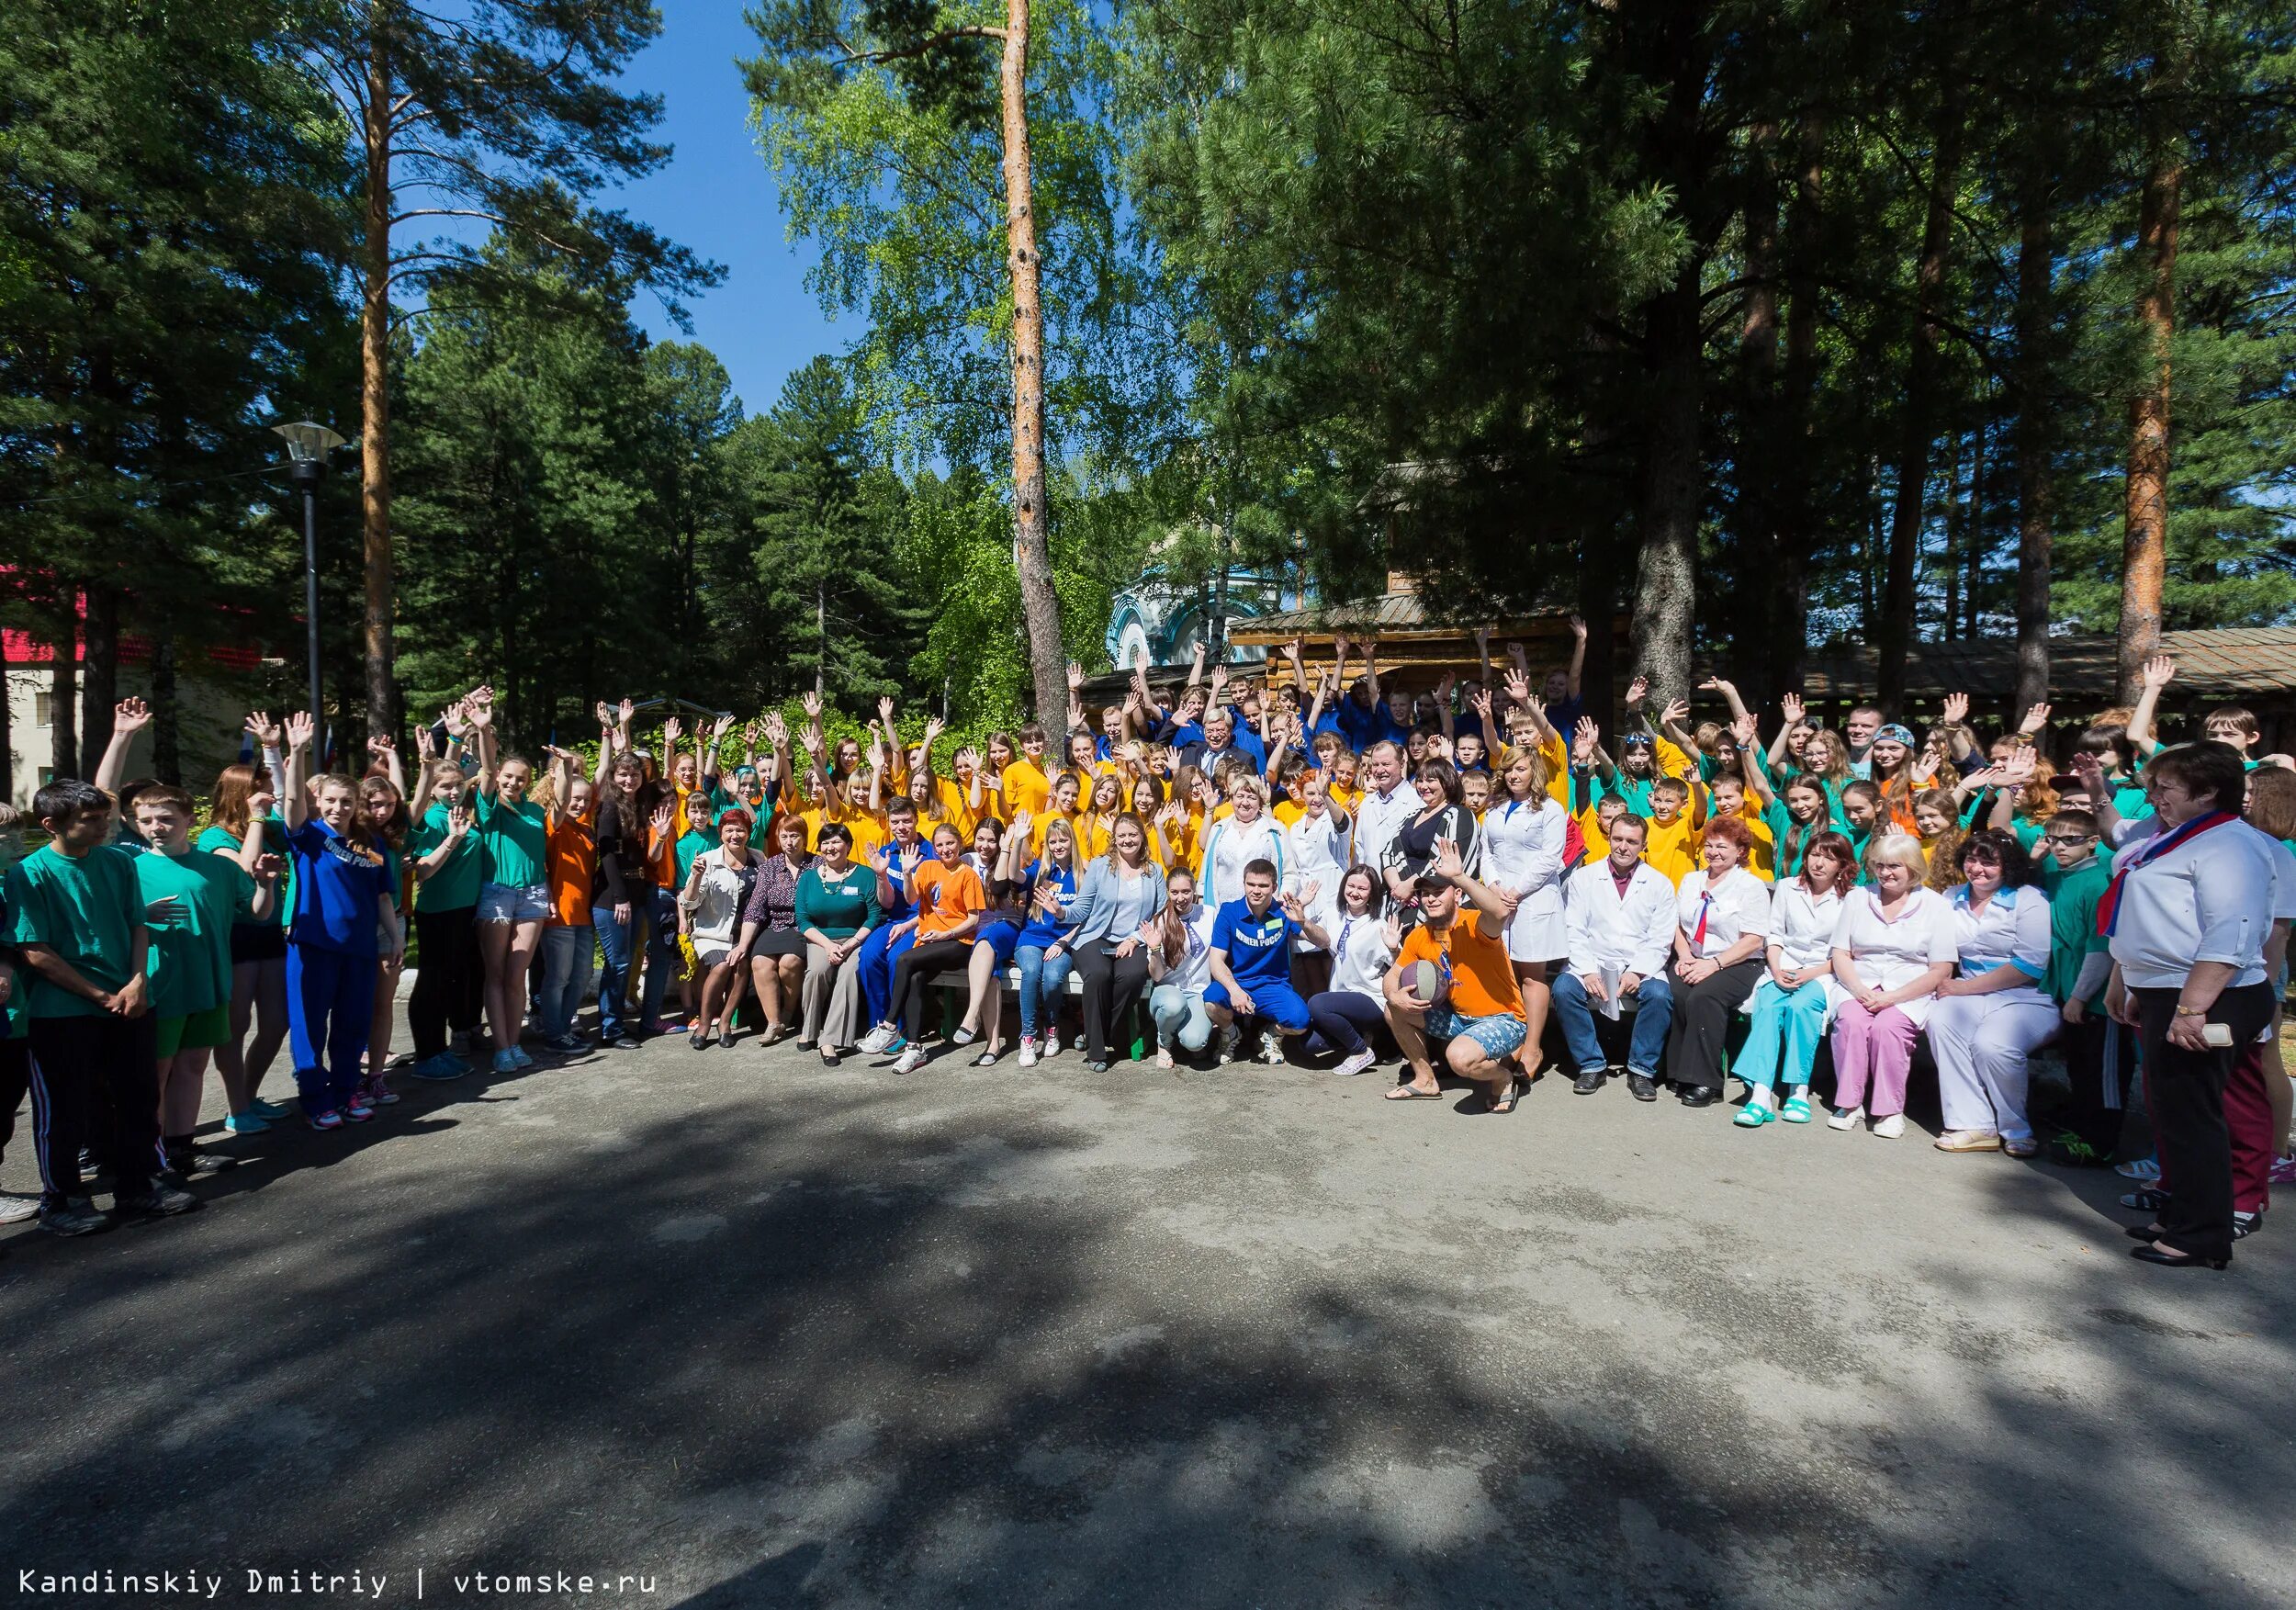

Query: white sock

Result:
[1784,1085,1806,1106]
[1750,1084,1776,1110]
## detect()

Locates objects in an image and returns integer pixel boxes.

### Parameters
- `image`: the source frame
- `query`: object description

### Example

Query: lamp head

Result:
[271,420,346,465]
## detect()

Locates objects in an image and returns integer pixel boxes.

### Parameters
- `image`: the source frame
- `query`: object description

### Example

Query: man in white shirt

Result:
[1550,816,1679,1099]
[1350,740,1417,873]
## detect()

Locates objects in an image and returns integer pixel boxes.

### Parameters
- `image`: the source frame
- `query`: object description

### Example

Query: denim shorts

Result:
[477,882,551,923]
[1428,1006,1528,1059]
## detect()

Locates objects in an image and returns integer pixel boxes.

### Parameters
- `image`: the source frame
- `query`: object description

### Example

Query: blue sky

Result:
[615,6,844,418]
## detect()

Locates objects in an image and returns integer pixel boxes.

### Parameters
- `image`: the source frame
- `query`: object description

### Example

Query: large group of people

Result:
[3,628,2291,1271]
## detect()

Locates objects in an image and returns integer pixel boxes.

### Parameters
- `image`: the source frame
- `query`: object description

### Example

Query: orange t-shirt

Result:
[546,807,598,926]
[912,859,987,938]
[1401,917,1525,1022]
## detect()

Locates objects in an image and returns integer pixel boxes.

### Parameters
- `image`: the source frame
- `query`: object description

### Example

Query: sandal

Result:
[1733,1103,1775,1129]
[1777,1095,1813,1124]
[1383,1085,1443,1101]
[2120,1187,2172,1212]
[2002,1136,2040,1159]
[970,1051,999,1067]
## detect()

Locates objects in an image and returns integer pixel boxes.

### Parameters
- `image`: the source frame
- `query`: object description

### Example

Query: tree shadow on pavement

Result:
[0,1055,2287,1610]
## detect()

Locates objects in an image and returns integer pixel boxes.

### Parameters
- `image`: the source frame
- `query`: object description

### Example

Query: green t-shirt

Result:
[4,842,144,1018]
[199,817,291,928]
[407,802,484,912]
[475,790,548,889]
[674,828,715,887]
[2043,858,2110,1005]
[137,848,257,1018]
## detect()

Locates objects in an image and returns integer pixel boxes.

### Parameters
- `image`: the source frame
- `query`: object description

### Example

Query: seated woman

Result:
[677,806,762,1049]
[732,814,813,1043]
[1145,867,1221,1066]
[1063,813,1169,1071]
[1663,816,1773,1109]
[1733,829,1856,1127]
[1826,833,1956,1138]
[1303,866,1401,1079]
[887,824,988,1074]
[1929,828,2057,1156]
[794,823,881,1065]
[1012,816,1083,1066]
[951,818,1025,1065]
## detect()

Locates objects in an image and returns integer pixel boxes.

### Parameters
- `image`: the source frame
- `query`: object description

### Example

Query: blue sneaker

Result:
[409,1053,468,1082]
[225,1109,271,1136]
[250,1097,292,1120]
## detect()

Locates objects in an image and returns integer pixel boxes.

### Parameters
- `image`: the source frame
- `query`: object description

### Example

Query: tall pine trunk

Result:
[359,27,397,739]
[1877,107,1964,711]
[1631,271,1703,702]
[1736,121,1784,704]
[1773,115,1826,698]
[47,627,77,781]
[2118,140,2181,702]
[80,585,118,770]
[999,0,1067,732]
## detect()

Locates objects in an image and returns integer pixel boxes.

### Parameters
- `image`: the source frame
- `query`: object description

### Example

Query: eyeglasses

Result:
[2043,833,2095,846]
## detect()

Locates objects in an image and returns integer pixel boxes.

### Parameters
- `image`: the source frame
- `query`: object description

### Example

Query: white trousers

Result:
[1928,987,2057,1143]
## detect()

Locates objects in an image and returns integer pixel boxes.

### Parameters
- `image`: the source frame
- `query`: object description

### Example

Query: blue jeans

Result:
[858,923,917,1029]
[591,904,635,1040]
[288,944,375,1116]
[1016,945,1072,1039]
[1151,984,1212,1053]
[538,925,596,1039]
[1551,970,1673,1077]
[640,888,679,1030]
[1738,977,1829,1089]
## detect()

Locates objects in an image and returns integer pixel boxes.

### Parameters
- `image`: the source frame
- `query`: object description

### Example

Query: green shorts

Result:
[154,1002,231,1060]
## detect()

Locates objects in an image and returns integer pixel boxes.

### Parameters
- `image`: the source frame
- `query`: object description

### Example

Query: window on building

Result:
[33,692,52,728]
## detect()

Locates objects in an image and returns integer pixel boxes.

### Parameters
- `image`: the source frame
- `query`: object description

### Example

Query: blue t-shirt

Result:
[1210,899,1297,987]
[874,839,932,920]
[287,820,391,957]
[1015,862,1078,949]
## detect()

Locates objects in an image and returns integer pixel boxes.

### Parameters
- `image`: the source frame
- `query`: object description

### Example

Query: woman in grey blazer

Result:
[1063,814,1169,1070]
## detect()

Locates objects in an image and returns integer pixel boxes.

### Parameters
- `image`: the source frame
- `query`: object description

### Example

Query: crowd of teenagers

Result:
[2,625,2291,1270]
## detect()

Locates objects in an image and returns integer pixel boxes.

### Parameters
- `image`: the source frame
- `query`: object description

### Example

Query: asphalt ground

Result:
[1,1004,2290,1610]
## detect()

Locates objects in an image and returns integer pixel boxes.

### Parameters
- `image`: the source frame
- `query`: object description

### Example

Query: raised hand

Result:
[443,700,471,738]
[245,710,282,748]
[617,696,636,726]
[1626,674,1649,707]
[1011,808,1033,838]
[1469,686,1495,724]
[1729,712,1758,747]
[1435,670,1457,704]
[285,711,317,752]
[595,701,614,731]
[1940,691,1969,726]
[1569,613,1588,641]
[114,696,152,733]
[800,691,823,721]
[712,713,735,745]
[1332,632,1351,660]
[1660,697,1690,727]
[2141,655,2176,690]
[1571,716,1599,762]
[648,801,674,838]
[1780,691,1806,726]
[660,714,681,745]
[2070,749,2108,797]
[367,733,396,757]
[1432,837,1465,882]
[2018,703,2052,735]
[763,711,789,746]
[1503,667,1532,704]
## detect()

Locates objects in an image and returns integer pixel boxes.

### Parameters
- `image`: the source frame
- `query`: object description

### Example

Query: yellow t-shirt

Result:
[1001,760,1052,818]
[1644,811,1703,885]
[1735,808,1777,882]
[1272,798,1307,828]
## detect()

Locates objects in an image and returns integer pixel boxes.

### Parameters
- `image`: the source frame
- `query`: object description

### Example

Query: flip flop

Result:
[970,1051,1000,1067]
[1383,1086,1443,1101]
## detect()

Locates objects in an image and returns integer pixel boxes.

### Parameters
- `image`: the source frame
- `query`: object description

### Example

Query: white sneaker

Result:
[1827,1105,1864,1132]
[1043,1032,1062,1058]
[1333,1048,1378,1078]
[0,1190,39,1224]
[1257,1038,1285,1065]
[1018,1040,1040,1069]
[1154,1044,1174,1070]
[859,1023,896,1054]
[1215,1024,1240,1064]
[1872,1113,1906,1139]
[894,1045,927,1075]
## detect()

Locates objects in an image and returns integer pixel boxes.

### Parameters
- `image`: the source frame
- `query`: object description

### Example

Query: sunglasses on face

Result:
[2043,833,2095,846]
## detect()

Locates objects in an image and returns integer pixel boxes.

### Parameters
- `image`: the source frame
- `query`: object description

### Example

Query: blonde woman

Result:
[1827,833,1957,1137]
